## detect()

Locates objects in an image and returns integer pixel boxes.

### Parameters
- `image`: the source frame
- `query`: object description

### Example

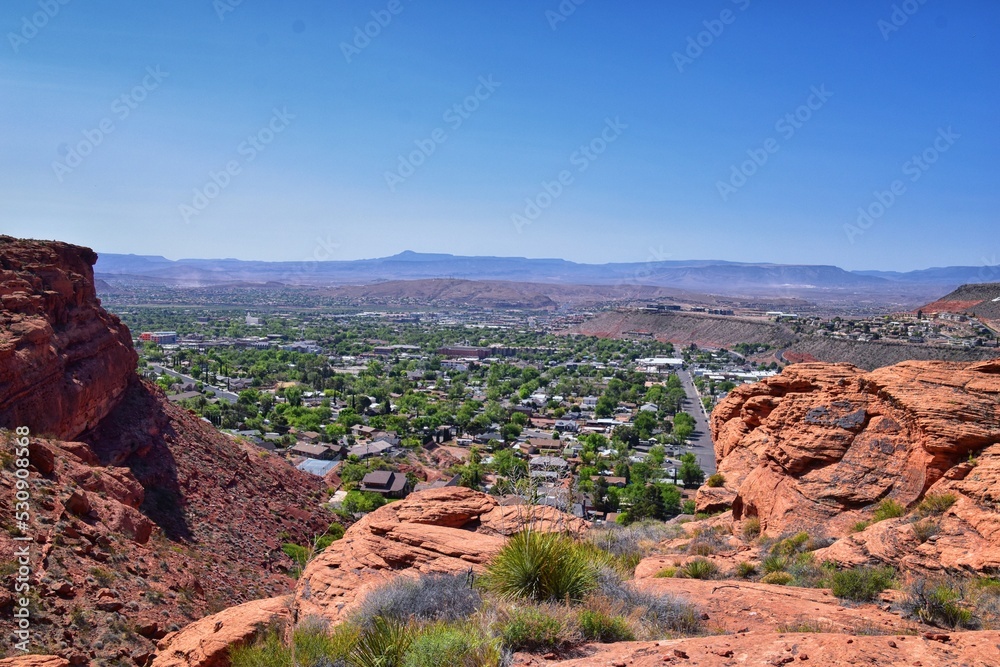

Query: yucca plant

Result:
[485,530,597,603]
[352,617,413,667]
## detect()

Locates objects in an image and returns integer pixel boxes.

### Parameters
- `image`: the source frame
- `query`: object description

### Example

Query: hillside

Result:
[566,309,999,369]
[0,237,334,664]
[920,282,1000,324]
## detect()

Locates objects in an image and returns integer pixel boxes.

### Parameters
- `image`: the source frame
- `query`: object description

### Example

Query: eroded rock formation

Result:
[708,359,1000,570]
[0,236,136,440]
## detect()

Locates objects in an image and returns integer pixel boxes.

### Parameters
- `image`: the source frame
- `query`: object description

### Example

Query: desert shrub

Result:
[282,543,311,569]
[872,499,906,522]
[586,522,680,574]
[774,532,810,557]
[741,518,761,541]
[293,618,357,667]
[354,573,482,628]
[761,571,794,586]
[497,605,574,652]
[682,500,696,514]
[353,617,414,667]
[786,553,834,588]
[902,579,978,629]
[654,567,676,578]
[687,530,728,556]
[915,493,957,517]
[736,562,757,578]
[678,558,718,580]
[486,531,597,603]
[830,566,896,602]
[578,609,635,643]
[851,520,871,533]
[762,554,788,574]
[402,623,503,667]
[593,572,701,636]
[230,627,291,667]
[912,519,940,543]
[705,473,725,488]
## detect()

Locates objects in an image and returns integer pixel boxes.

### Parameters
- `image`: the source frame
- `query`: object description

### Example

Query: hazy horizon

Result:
[3,1,998,272]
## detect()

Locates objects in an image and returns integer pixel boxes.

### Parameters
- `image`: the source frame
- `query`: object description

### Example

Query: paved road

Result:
[151,364,239,403]
[678,369,717,475]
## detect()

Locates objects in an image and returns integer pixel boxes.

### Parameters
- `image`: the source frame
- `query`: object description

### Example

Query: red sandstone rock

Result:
[709,360,1000,565]
[0,236,137,440]
[0,656,70,667]
[294,487,588,623]
[152,596,292,667]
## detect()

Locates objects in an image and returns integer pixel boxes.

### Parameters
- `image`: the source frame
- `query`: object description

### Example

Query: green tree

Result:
[679,452,705,488]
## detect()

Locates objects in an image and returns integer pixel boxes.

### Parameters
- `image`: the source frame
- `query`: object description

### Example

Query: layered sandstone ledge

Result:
[0,236,136,439]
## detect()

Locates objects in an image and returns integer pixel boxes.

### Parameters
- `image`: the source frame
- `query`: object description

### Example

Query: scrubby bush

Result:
[902,579,977,629]
[587,522,682,573]
[912,519,940,543]
[594,571,702,636]
[403,623,503,667]
[230,627,292,667]
[872,499,906,522]
[678,558,718,580]
[741,517,761,541]
[687,530,728,556]
[915,493,957,517]
[760,572,793,586]
[578,610,635,643]
[736,562,757,579]
[830,566,896,602]
[354,573,482,628]
[851,520,871,533]
[774,532,810,557]
[497,605,573,652]
[705,473,725,488]
[654,567,676,578]
[762,554,788,574]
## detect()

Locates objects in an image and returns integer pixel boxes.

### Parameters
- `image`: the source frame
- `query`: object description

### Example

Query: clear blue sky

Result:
[1,1,997,271]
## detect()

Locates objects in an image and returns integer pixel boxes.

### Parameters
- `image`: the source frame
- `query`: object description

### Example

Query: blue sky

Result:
[1,0,997,271]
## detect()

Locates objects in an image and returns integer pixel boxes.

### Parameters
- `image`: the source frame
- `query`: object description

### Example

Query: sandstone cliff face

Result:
[708,359,1000,569]
[293,487,588,624]
[0,238,333,666]
[0,236,136,440]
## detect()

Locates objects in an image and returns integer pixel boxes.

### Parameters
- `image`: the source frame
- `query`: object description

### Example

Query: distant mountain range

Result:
[94,251,998,304]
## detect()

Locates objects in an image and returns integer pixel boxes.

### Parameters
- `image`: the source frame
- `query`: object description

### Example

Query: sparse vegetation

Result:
[354,573,482,628]
[741,517,761,541]
[903,578,977,629]
[760,571,793,585]
[912,519,940,543]
[830,566,896,602]
[915,493,957,517]
[578,609,635,643]
[655,567,676,578]
[678,558,718,580]
[736,562,757,578]
[705,473,725,488]
[872,499,906,522]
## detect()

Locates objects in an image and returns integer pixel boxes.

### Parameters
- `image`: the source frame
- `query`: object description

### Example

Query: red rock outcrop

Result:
[0,238,334,666]
[708,360,1000,569]
[152,596,292,667]
[0,236,136,440]
[294,487,588,623]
